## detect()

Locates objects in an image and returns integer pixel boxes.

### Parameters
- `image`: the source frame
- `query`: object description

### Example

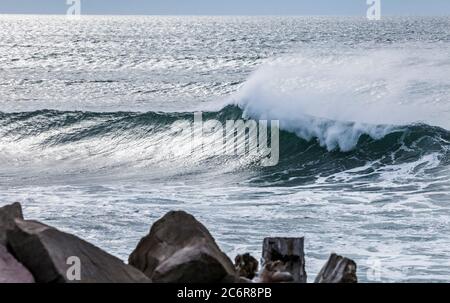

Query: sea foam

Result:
[230,46,450,151]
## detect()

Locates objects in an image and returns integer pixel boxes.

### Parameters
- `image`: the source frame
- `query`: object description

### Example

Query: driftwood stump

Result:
[262,237,307,283]
[314,253,357,283]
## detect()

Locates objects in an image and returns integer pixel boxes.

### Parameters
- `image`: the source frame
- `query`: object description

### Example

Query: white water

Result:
[232,46,450,151]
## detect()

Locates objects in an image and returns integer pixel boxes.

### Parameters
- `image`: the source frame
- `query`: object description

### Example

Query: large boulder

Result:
[7,219,150,283]
[0,244,35,283]
[262,237,307,283]
[0,202,23,245]
[129,211,236,283]
[0,202,35,283]
[314,253,358,283]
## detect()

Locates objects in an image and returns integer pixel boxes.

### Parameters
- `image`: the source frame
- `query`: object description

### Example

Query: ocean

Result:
[0,15,449,282]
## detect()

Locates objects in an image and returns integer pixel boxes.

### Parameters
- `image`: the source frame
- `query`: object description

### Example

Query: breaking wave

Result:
[0,106,449,185]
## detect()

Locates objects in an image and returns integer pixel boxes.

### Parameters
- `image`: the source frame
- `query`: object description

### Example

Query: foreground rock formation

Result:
[0,203,35,283]
[0,202,23,246]
[314,253,358,283]
[8,219,150,283]
[258,260,294,283]
[0,244,35,283]
[129,211,237,283]
[1,202,358,283]
[235,253,259,280]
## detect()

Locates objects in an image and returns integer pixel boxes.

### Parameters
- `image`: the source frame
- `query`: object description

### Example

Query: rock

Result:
[7,219,150,283]
[314,253,358,283]
[0,202,23,245]
[0,244,35,283]
[257,260,294,283]
[151,243,233,283]
[235,253,258,279]
[262,237,307,283]
[236,276,254,283]
[129,211,236,283]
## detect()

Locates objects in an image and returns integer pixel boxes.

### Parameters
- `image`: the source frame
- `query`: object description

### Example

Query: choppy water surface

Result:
[1,15,450,282]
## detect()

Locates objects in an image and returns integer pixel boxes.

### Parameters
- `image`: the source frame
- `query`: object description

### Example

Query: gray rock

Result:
[152,243,232,283]
[0,202,23,246]
[257,260,294,283]
[262,237,307,283]
[314,253,358,283]
[8,219,150,283]
[0,244,35,283]
[129,211,236,283]
[235,253,258,279]
[236,277,254,283]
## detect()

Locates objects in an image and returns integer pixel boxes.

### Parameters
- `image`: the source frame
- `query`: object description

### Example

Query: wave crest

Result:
[230,47,450,151]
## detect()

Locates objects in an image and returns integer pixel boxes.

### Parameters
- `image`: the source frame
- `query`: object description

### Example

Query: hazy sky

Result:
[0,0,449,16]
